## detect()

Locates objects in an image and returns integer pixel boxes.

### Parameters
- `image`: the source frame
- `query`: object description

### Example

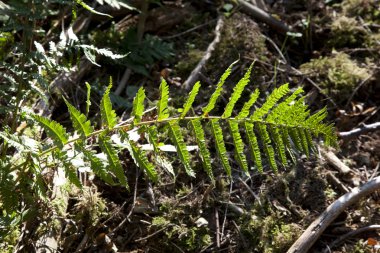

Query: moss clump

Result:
[342,0,380,23]
[300,52,371,103]
[241,212,302,253]
[329,16,366,48]
[174,49,203,77]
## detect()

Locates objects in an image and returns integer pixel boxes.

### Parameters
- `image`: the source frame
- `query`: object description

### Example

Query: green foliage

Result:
[100,79,118,129]
[1,64,337,218]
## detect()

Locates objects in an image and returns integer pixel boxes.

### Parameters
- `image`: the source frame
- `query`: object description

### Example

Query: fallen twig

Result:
[238,0,290,35]
[339,122,380,139]
[287,176,380,253]
[183,16,224,90]
[323,225,380,253]
[320,147,352,175]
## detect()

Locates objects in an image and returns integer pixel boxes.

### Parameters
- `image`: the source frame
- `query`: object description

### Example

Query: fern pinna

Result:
[29,63,337,188]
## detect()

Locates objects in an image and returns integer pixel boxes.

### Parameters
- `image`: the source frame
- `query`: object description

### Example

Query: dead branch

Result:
[320,147,352,175]
[183,16,224,90]
[323,225,380,253]
[339,122,380,139]
[287,176,380,253]
[238,0,290,35]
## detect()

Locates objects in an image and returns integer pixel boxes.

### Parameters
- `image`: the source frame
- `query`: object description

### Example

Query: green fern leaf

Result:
[99,135,129,189]
[75,0,112,17]
[190,119,213,180]
[256,122,277,173]
[32,114,68,148]
[251,84,290,121]
[244,122,263,173]
[132,87,146,124]
[228,121,249,173]
[63,97,94,137]
[100,80,117,129]
[129,141,158,182]
[289,128,303,152]
[202,62,236,116]
[85,82,91,117]
[298,128,310,157]
[168,120,195,177]
[157,79,170,120]
[77,143,115,185]
[181,81,201,118]
[222,63,253,118]
[236,89,260,119]
[268,125,287,166]
[267,87,304,123]
[57,150,82,188]
[210,119,232,176]
[145,126,160,154]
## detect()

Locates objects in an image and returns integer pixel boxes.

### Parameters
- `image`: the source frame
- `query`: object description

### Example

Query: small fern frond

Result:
[222,63,253,118]
[157,79,170,120]
[77,143,116,185]
[180,81,201,118]
[129,140,158,182]
[146,126,160,154]
[63,97,94,137]
[202,62,236,116]
[131,87,146,124]
[244,122,263,173]
[228,121,249,173]
[190,119,213,181]
[268,125,287,166]
[57,150,82,188]
[168,121,195,177]
[251,83,290,121]
[100,79,118,129]
[32,114,68,148]
[256,122,277,173]
[85,82,91,117]
[210,119,231,176]
[236,89,260,119]
[99,135,129,189]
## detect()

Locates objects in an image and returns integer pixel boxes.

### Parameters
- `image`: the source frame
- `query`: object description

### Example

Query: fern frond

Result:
[244,122,263,173]
[77,143,116,185]
[74,0,112,17]
[57,150,82,188]
[210,119,231,176]
[268,125,287,166]
[85,82,91,117]
[146,126,160,154]
[99,135,129,189]
[190,119,213,181]
[202,62,236,116]
[256,122,277,173]
[228,121,249,173]
[168,121,195,177]
[32,114,68,148]
[236,89,260,119]
[129,141,158,182]
[157,79,170,120]
[180,81,201,118]
[222,63,253,118]
[131,87,146,124]
[251,83,290,120]
[63,97,94,137]
[100,79,117,129]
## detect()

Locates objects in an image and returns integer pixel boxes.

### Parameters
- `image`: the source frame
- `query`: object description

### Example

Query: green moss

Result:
[241,211,302,253]
[329,16,366,48]
[175,49,203,77]
[300,52,371,103]
[342,0,380,23]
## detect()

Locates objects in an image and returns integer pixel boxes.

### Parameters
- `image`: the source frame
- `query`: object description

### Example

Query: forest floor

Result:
[2,0,380,252]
